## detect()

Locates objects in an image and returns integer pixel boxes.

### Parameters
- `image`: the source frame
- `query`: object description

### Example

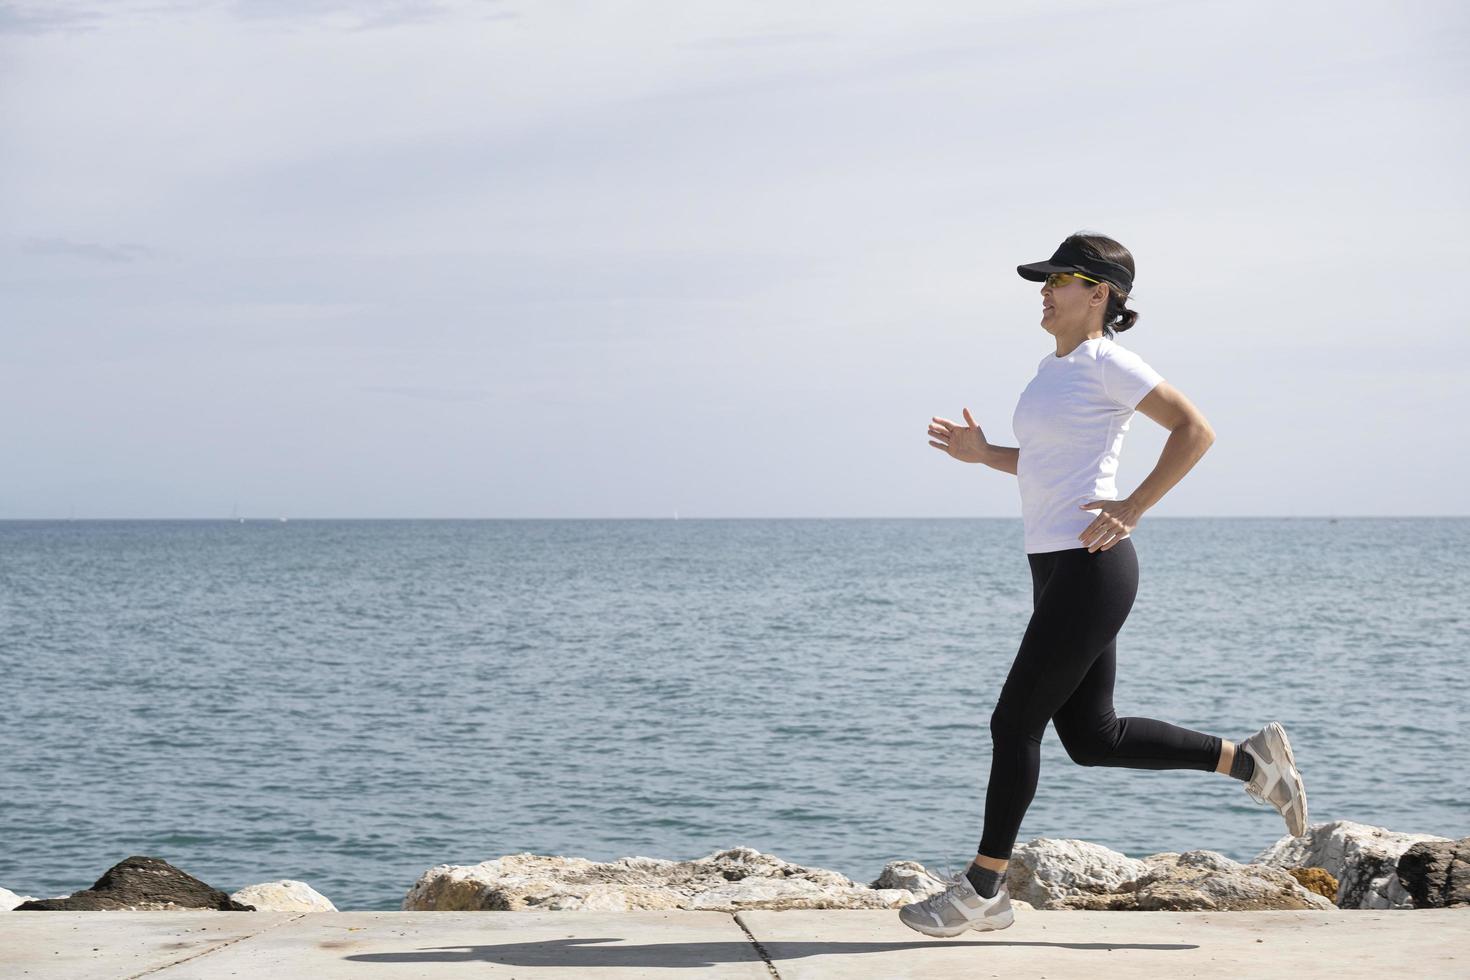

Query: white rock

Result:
[1005,838,1152,908]
[2,887,38,911]
[1121,849,1335,911]
[400,826,1439,915]
[869,860,940,897]
[1252,819,1452,909]
[230,880,337,912]
[403,848,914,912]
[868,861,1036,911]
[993,839,1331,911]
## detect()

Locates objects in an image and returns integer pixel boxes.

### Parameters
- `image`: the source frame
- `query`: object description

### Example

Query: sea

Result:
[1,518,1465,911]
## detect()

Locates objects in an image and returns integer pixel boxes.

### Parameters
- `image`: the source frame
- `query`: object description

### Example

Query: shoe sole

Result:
[1263,722,1309,837]
[900,907,1015,937]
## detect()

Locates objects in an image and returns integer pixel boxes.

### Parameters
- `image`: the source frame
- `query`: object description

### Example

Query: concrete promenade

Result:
[2,908,1465,979]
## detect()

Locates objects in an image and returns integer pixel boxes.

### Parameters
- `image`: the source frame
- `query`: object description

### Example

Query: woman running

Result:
[899,231,1309,938]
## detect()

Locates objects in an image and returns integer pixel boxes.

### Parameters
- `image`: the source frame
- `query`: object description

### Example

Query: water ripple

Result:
[1,517,1466,909]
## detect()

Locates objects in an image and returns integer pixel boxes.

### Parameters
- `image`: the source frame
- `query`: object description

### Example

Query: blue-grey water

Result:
[1,518,1465,911]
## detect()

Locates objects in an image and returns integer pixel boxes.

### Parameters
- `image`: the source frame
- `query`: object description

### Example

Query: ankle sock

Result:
[1230,745,1256,782]
[965,862,1005,899]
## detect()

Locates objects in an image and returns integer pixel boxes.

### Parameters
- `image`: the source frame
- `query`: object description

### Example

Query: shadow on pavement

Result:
[344,936,1199,968]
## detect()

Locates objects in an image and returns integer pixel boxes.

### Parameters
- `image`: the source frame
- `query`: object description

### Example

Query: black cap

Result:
[1017,239,1133,295]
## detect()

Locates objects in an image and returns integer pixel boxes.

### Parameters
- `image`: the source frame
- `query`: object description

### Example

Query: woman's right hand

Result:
[928,407,991,464]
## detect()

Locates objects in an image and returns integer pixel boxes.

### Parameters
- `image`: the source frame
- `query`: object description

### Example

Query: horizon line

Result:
[2,515,1467,522]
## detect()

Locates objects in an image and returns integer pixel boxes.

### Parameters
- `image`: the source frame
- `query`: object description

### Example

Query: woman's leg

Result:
[976,538,1142,863]
[1051,635,1223,771]
[1215,740,1236,773]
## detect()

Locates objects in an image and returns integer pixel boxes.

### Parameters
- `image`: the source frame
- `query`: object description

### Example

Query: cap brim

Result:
[1016,260,1079,281]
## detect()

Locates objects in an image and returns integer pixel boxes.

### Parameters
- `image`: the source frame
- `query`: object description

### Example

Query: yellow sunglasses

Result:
[1043,271,1103,288]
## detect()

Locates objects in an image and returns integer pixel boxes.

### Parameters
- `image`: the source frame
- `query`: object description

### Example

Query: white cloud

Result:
[19,236,156,262]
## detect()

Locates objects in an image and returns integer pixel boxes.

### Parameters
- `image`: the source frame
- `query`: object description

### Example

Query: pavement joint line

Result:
[123,912,310,980]
[731,911,782,979]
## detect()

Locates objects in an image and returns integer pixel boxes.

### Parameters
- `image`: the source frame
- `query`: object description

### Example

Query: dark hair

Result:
[1067,230,1139,337]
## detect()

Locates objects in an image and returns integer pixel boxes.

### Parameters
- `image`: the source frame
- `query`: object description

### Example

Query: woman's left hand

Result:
[1078,497,1143,552]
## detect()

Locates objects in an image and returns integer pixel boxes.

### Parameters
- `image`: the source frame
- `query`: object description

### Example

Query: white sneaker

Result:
[897,866,1015,938]
[1240,721,1309,837]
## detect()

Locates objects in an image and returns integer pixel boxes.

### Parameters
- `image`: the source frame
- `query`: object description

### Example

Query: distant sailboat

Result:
[674,510,679,521]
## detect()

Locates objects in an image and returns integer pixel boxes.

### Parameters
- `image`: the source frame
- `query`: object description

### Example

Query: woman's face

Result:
[1040,273,1108,335]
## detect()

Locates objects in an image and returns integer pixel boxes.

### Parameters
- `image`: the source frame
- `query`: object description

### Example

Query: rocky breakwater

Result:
[403,846,919,912]
[3,855,337,912]
[4,821,1462,914]
[402,821,1467,913]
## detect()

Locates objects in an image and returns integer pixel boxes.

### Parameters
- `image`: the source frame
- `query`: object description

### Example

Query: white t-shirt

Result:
[1010,335,1164,554]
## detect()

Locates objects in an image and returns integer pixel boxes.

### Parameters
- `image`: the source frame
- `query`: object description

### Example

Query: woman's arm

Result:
[980,444,1019,475]
[1127,382,1215,511]
[1077,382,1214,552]
[929,409,1017,471]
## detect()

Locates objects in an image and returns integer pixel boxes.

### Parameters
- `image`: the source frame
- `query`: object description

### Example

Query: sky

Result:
[2,0,1466,518]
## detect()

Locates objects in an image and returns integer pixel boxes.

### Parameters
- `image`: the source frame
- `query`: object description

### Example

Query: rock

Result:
[1252,820,1451,909]
[866,860,1030,911]
[2,887,39,911]
[404,841,1328,914]
[869,859,945,897]
[1396,838,1470,909]
[1001,840,1331,911]
[403,848,916,912]
[401,830,1455,914]
[1003,838,1152,908]
[13,856,255,912]
[1057,849,1334,911]
[1286,866,1339,903]
[230,880,336,912]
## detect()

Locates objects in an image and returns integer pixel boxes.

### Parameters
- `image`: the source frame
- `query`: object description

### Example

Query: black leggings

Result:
[977,536,1223,861]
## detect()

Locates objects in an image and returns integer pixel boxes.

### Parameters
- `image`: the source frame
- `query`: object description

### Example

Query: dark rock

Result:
[1397,838,1470,909]
[14,856,255,912]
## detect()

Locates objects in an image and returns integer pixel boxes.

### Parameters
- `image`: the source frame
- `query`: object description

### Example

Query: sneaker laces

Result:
[924,864,964,885]
[1240,743,1269,806]
[915,864,968,907]
[1245,779,1268,806]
